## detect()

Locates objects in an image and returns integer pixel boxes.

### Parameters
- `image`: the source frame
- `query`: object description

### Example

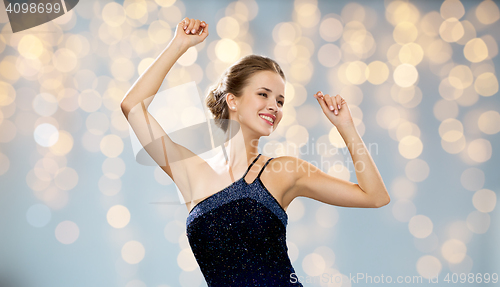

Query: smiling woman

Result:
[120,16,389,287]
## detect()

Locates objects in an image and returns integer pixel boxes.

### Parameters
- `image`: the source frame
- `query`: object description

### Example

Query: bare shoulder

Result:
[263,155,316,209]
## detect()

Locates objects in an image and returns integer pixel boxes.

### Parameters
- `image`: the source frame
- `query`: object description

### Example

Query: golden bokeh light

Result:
[315,205,339,228]
[472,189,496,213]
[464,38,488,63]
[376,105,401,129]
[474,72,498,96]
[409,214,433,238]
[317,43,341,67]
[398,135,423,159]
[215,39,241,63]
[18,35,44,60]
[121,240,146,264]
[475,0,500,25]
[477,110,500,134]
[441,239,466,264]
[345,61,368,85]
[107,205,131,228]
[302,253,326,277]
[467,138,492,163]
[102,2,127,27]
[399,43,424,66]
[394,63,418,87]
[217,16,240,39]
[416,255,442,279]
[440,0,465,20]
[439,78,463,100]
[287,198,305,222]
[148,20,172,45]
[466,211,490,234]
[273,22,301,45]
[456,20,477,45]
[393,22,418,44]
[439,118,463,142]
[55,220,80,244]
[177,46,198,66]
[448,65,473,89]
[319,17,343,42]
[366,61,389,85]
[100,134,124,158]
[426,39,452,64]
[49,130,74,156]
[439,18,464,43]
[420,11,441,37]
[177,248,198,271]
[386,1,420,26]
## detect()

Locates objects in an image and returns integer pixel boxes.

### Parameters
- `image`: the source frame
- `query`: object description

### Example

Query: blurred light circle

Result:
[122,240,145,264]
[107,205,131,228]
[32,93,58,117]
[54,167,78,191]
[164,220,184,243]
[475,0,500,25]
[34,123,59,147]
[317,43,341,67]
[478,110,500,134]
[464,38,488,63]
[448,65,473,89]
[474,72,498,97]
[392,199,416,222]
[467,138,492,163]
[393,21,418,44]
[100,134,124,158]
[398,135,423,159]
[440,0,465,20]
[319,17,343,42]
[399,43,424,66]
[215,39,240,63]
[177,46,198,67]
[409,214,433,238]
[405,159,429,182]
[441,239,467,264]
[367,61,389,85]
[460,167,485,191]
[433,99,459,121]
[416,255,442,279]
[438,118,463,142]
[345,61,368,85]
[216,16,240,39]
[466,211,490,234]
[177,248,198,271]
[315,205,339,228]
[55,220,80,244]
[439,18,464,43]
[393,64,418,87]
[26,203,51,228]
[472,189,496,213]
[102,2,126,27]
[313,246,336,268]
[302,253,326,276]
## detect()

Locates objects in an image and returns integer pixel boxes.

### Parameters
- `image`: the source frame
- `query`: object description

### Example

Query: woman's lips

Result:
[260,115,273,126]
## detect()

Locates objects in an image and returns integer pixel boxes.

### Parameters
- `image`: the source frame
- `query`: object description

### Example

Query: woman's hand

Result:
[313,91,354,129]
[172,17,209,49]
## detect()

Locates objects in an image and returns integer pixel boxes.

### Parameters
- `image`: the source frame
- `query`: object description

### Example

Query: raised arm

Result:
[286,91,390,208]
[120,18,209,200]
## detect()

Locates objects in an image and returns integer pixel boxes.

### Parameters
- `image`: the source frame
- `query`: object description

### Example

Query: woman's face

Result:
[230,70,285,136]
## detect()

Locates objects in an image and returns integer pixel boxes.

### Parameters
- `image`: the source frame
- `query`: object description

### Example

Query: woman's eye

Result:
[278,101,284,106]
[259,93,267,97]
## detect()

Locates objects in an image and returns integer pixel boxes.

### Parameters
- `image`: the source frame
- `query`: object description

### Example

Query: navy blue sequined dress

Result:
[186,154,303,286]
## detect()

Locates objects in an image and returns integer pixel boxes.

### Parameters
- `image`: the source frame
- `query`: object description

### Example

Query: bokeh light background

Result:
[0,0,499,286]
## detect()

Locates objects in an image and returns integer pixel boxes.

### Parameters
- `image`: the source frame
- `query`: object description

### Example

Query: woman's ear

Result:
[226,93,236,110]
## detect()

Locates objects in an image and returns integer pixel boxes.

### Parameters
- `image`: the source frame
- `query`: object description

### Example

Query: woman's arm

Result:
[286,91,390,208]
[121,18,208,117]
[119,18,209,202]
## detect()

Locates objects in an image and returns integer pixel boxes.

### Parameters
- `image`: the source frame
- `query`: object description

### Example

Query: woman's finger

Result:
[191,19,201,35]
[200,22,209,39]
[186,18,195,34]
[315,92,329,113]
[182,17,189,30]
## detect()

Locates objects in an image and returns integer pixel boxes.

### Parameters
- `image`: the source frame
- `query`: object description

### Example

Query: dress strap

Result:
[242,154,261,178]
[257,157,274,179]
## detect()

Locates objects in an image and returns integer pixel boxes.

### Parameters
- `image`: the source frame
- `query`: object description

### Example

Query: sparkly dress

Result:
[186,154,303,286]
